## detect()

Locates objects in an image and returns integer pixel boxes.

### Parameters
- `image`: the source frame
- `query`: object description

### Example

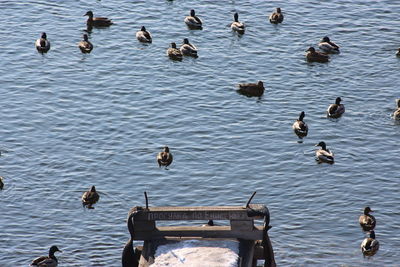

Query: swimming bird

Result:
[327,97,345,118]
[305,47,329,63]
[180,38,198,57]
[157,146,173,169]
[393,99,400,120]
[315,141,334,164]
[82,185,100,209]
[318,36,340,53]
[31,245,61,267]
[231,13,245,34]
[361,231,379,257]
[78,34,93,53]
[269,8,284,24]
[0,176,3,190]
[359,206,376,232]
[84,11,113,27]
[292,111,308,139]
[136,26,152,43]
[237,81,265,97]
[167,42,183,60]
[35,32,50,53]
[396,48,400,57]
[184,9,202,29]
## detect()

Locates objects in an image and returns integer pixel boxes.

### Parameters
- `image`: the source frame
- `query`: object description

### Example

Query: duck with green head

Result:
[231,13,245,34]
[35,32,50,53]
[292,111,308,139]
[180,38,198,58]
[327,97,345,118]
[31,245,61,267]
[136,26,152,43]
[361,231,379,257]
[318,36,340,53]
[269,8,284,24]
[315,141,334,164]
[184,9,202,29]
[78,34,93,53]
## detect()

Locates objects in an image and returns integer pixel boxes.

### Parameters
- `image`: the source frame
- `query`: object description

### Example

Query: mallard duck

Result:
[0,176,4,190]
[318,36,340,53]
[327,97,345,118]
[292,111,308,139]
[184,9,202,29]
[167,42,183,61]
[396,48,400,57]
[78,34,93,53]
[82,185,100,209]
[136,26,152,43]
[237,81,265,97]
[180,38,198,57]
[157,146,173,169]
[231,13,245,34]
[84,11,113,27]
[315,141,334,164]
[305,47,329,63]
[31,245,61,267]
[35,32,50,53]
[359,207,376,232]
[361,231,379,257]
[269,8,284,24]
[393,99,400,120]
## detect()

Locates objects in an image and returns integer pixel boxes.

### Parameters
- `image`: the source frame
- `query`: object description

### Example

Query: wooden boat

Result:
[122,193,276,267]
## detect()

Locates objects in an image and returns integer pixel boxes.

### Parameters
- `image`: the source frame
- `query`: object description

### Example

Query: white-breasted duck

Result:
[327,97,345,118]
[315,141,334,164]
[269,8,284,24]
[31,245,61,267]
[78,34,93,53]
[184,9,202,29]
[361,231,379,257]
[35,32,50,53]
[318,36,340,53]
[231,13,245,34]
[393,99,400,120]
[136,26,152,43]
[292,111,308,139]
[180,38,198,58]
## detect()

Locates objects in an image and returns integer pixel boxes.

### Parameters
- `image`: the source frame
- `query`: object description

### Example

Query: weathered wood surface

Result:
[133,225,264,240]
[129,204,268,221]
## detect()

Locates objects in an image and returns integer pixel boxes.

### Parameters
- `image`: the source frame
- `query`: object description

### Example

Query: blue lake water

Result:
[1,0,400,266]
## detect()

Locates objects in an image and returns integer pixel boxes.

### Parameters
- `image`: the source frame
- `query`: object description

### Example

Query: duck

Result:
[35,32,50,53]
[78,34,93,53]
[393,99,400,120]
[318,36,340,53]
[396,48,400,57]
[31,245,61,267]
[167,42,183,61]
[231,13,245,34]
[361,231,379,257]
[237,81,265,97]
[184,9,202,29]
[157,146,173,169]
[292,111,308,139]
[305,47,329,63]
[180,38,198,58]
[327,97,345,118]
[269,8,284,24]
[0,176,3,190]
[82,185,100,209]
[136,26,152,43]
[315,141,334,164]
[359,206,376,232]
[84,11,113,27]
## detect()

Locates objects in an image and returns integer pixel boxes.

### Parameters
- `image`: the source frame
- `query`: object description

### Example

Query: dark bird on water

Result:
[359,206,376,232]
[292,111,308,139]
[31,245,61,267]
[82,185,100,209]
[84,11,113,27]
[35,32,50,53]
[78,34,93,53]
[157,146,173,169]
[237,81,265,97]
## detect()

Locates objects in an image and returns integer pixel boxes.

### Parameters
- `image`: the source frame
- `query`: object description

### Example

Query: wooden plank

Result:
[133,225,264,240]
[131,205,267,221]
[230,220,254,231]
